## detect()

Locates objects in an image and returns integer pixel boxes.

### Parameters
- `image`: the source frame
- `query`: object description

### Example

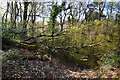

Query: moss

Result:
[112,74,118,78]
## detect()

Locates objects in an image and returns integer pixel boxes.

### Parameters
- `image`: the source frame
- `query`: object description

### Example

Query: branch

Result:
[51,40,112,49]
[23,30,67,41]
[23,34,52,41]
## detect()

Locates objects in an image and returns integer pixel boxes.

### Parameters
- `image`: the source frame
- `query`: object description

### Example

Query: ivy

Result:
[49,1,70,36]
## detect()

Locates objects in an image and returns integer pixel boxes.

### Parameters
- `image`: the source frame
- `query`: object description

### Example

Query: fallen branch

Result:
[23,30,67,41]
[51,40,112,49]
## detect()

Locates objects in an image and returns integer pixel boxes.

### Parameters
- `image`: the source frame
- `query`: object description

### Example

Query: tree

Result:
[23,2,29,29]
[49,1,66,37]
[93,0,106,21]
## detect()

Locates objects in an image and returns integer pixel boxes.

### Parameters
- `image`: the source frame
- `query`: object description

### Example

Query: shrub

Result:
[51,20,119,68]
[2,49,22,61]
[101,51,120,68]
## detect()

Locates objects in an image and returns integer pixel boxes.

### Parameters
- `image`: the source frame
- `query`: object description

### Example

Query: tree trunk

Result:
[10,2,13,27]
[98,1,106,21]
[14,2,17,28]
[23,2,29,38]
[118,4,120,55]
[23,2,29,29]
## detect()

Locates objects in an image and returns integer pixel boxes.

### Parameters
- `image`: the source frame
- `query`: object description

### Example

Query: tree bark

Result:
[98,1,106,21]
[23,2,29,29]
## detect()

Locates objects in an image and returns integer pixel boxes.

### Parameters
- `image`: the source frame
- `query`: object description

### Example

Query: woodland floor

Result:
[2,47,120,79]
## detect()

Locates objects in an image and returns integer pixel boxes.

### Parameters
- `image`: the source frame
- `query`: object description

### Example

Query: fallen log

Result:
[50,40,112,49]
[23,30,67,41]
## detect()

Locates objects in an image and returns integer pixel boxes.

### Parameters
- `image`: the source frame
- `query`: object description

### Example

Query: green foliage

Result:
[49,1,66,23]
[2,21,29,40]
[101,51,120,68]
[51,20,119,68]
[2,49,22,61]
[49,2,66,34]
[2,49,25,75]
[48,1,71,35]
[2,21,38,41]
[2,27,27,39]
[2,49,20,73]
